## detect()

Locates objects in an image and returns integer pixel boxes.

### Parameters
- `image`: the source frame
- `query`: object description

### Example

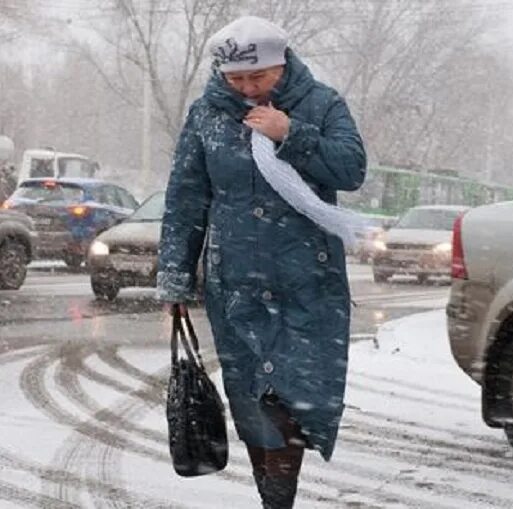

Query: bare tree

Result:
[63,0,334,140]
[313,0,501,174]
[51,0,338,194]
[0,0,32,44]
[0,5,19,43]
[10,0,513,193]
[63,0,240,144]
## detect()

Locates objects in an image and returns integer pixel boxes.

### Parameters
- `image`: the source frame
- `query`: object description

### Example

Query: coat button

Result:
[211,252,221,265]
[317,251,328,262]
[263,361,274,374]
[262,290,273,301]
[253,207,264,218]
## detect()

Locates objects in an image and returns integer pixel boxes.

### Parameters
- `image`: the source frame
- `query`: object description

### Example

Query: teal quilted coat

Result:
[157,50,366,460]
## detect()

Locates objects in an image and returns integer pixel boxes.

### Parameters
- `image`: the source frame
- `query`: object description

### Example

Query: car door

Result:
[90,185,128,230]
[114,187,139,214]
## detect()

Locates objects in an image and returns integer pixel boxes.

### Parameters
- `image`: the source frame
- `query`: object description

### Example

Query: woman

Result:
[158,16,366,508]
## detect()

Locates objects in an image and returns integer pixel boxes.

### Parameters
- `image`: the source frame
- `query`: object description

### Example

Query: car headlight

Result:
[433,242,452,254]
[89,240,109,256]
[373,240,387,251]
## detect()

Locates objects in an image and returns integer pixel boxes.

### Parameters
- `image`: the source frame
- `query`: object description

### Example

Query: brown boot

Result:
[260,477,299,509]
[247,394,307,508]
[247,431,304,508]
[260,446,304,509]
[247,446,268,503]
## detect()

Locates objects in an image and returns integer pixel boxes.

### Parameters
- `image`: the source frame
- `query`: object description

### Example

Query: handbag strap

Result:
[170,305,183,367]
[170,304,205,370]
[182,311,204,365]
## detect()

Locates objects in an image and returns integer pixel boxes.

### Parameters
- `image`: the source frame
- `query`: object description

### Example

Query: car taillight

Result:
[68,205,90,218]
[451,213,467,279]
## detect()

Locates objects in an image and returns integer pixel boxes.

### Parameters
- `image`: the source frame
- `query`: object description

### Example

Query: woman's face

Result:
[224,66,284,104]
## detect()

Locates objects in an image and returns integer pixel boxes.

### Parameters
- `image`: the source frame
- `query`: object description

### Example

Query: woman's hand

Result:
[244,103,290,142]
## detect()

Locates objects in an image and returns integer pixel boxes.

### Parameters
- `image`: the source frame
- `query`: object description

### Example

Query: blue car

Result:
[3,178,139,268]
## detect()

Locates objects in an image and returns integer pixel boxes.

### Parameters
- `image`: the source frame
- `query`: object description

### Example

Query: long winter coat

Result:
[158,50,366,461]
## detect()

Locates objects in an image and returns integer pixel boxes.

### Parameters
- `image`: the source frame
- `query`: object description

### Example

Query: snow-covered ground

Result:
[2,309,513,508]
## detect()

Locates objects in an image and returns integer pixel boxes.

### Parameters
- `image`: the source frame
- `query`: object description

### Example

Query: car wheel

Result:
[63,253,84,270]
[373,270,391,283]
[91,276,120,300]
[417,273,429,285]
[0,239,28,290]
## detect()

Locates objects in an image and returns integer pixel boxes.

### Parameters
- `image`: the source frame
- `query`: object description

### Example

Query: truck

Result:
[17,148,100,184]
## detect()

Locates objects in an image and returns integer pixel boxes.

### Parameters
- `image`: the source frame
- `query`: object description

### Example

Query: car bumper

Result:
[373,250,451,276]
[89,253,158,288]
[446,278,494,383]
[35,232,88,257]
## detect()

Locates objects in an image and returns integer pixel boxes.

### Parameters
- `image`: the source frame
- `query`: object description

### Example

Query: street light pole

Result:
[141,64,152,197]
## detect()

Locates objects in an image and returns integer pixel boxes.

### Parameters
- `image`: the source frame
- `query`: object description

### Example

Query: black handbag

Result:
[166,304,228,477]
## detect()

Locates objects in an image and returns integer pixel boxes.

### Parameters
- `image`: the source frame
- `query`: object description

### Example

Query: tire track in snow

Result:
[19,347,174,508]
[13,340,513,509]
[96,346,163,389]
[47,346,343,505]
[350,370,479,404]
[49,347,513,508]
[339,424,509,479]
[52,344,168,508]
[341,411,512,471]
[348,380,478,414]
[0,480,79,509]
[0,445,170,509]
[24,345,346,507]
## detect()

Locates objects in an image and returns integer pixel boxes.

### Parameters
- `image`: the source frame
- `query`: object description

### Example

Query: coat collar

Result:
[203,49,316,121]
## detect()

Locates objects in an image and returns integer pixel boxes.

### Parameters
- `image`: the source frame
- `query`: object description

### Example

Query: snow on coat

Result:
[157,49,366,460]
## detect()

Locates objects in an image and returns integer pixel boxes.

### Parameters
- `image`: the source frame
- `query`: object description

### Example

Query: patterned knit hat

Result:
[208,16,288,72]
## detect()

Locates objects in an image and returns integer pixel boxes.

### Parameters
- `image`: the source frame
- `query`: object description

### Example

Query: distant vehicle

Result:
[3,178,138,268]
[0,135,16,206]
[372,205,468,284]
[17,148,100,184]
[88,191,165,300]
[0,208,37,289]
[0,164,16,207]
[354,213,397,264]
[88,191,203,300]
[446,201,513,446]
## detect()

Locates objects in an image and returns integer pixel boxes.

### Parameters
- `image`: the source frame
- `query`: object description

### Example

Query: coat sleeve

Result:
[156,103,211,302]
[276,94,366,191]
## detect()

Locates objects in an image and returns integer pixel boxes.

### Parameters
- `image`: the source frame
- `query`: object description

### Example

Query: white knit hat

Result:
[208,16,288,72]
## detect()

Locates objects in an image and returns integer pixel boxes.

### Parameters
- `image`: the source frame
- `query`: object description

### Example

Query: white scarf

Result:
[250,130,364,250]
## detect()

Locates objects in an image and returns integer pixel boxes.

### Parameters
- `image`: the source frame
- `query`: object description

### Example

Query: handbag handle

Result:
[170,304,205,370]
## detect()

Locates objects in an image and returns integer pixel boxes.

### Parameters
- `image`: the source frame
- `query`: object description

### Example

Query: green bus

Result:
[339,166,513,216]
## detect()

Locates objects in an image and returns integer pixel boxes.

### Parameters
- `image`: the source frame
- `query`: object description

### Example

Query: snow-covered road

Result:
[2,307,513,508]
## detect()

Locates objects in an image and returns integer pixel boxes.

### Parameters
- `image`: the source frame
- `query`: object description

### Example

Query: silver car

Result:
[88,191,204,300]
[87,191,164,300]
[372,205,469,284]
[446,200,513,445]
[354,213,397,264]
